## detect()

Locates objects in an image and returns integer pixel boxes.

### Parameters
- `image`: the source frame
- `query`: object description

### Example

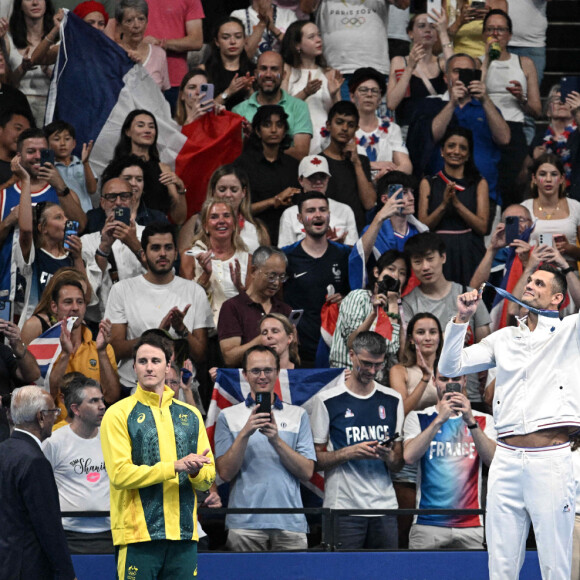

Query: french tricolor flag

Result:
[45,11,243,218]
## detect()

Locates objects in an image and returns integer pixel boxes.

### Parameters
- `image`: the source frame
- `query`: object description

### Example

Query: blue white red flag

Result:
[206,367,345,496]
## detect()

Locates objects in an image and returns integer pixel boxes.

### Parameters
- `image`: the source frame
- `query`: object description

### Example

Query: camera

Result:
[377,276,400,295]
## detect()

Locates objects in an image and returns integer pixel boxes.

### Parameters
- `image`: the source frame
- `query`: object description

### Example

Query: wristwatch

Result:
[58,186,70,197]
[467,422,479,430]
[221,91,229,101]
[561,266,574,276]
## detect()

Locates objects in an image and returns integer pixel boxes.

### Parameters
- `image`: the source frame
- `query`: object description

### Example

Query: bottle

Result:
[488,39,501,61]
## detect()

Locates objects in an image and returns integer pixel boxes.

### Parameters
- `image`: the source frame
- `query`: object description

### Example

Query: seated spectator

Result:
[349,67,412,179]
[84,155,168,234]
[320,101,376,232]
[234,105,300,245]
[202,17,255,111]
[402,232,491,408]
[0,109,32,185]
[330,250,407,377]
[42,376,113,554]
[218,245,291,367]
[106,222,213,393]
[259,313,300,369]
[482,9,541,207]
[231,0,296,62]
[521,153,580,272]
[215,345,315,551]
[403,369,496,549]
[0,318,40,442]
[0,52,33,119]
[418,127,488,286]
[349,171,426,289]
[233,50,313,160]
[278,154,357,247]
[115,0,170,92]
[281,20,342,154]
[45,120,97,213]
[181,198,251,325]
[72,1,109,31]
[178,165,269,254]
[81,177,147,321]
[112,109,187,224]
[387,11,452,132]
[281,192,350,366]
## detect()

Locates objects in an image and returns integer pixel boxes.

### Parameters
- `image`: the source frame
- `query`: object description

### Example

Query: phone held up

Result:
[255,392,271,420]
[64,220,79,250]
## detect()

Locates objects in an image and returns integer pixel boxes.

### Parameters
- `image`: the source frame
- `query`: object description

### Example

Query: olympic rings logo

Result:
[340,16,366,26]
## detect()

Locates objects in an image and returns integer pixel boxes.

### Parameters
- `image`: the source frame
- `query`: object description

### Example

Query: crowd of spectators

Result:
[0,0,579,573]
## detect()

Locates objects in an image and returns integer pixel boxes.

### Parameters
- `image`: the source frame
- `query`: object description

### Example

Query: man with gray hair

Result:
[0,385,76,579]
[218,246,292,367]
[43,376,113,554]
[310,331,405,549]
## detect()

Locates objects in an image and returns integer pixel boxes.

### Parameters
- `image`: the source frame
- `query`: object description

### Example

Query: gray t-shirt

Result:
[403,282,491,402]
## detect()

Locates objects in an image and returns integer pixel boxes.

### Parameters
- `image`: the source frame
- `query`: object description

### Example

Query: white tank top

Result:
[486,53,527,123]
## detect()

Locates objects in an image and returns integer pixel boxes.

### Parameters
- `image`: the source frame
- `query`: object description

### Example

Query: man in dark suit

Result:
[0,386,76,580]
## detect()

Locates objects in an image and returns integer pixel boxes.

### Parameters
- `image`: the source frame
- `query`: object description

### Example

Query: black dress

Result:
[427,170,486,286]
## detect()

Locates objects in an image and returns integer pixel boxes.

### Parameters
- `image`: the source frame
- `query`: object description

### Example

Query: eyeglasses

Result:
[357,87,381,96]
[259,271,289,283]
[484,27,509,34]
[247,367,276,377]
[102,192,133,202]
[41,408,62,416]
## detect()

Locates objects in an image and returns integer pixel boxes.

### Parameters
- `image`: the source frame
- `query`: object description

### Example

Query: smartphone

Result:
[200,83,215,108]
[289,309,304,327]
[504,215,520,246]
[388,184,403,199]
[114,206,131,225]
[560,76,580,102]
[377,275,400,295]
[255,392,271,418]
[64,220,79,250]
[427,0,442,20]
[379,432,400,447]
[445,382,462,394]
[0,300,11,322]
[538,233,553,247]
[40,148,55,166]
[458,69,481,87]
[470,0,486,8]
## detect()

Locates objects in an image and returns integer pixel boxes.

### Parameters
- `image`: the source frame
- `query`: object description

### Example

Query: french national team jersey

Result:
[0,182,59,302]
[310,381,404,511]
[404,407,496,527]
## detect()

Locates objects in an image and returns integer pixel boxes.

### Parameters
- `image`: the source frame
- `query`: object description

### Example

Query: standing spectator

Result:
[215,344,315,551]
[101,333,215,577]
[218,245,291,367]
[72,1,110,31]
[0,386,76,580]
[418,126,488,286]
[175,68,221,126]
[403,370,496,549]
[259,313,299,369]
[143,0,205,111]
[320,101,376,232]
[387,5,410,59]
[42,377,113,554]
[106,222,213,393]
[233,50,313,161]
[311,331,404,549]
[281,20,343,155]
[282,192,350,366]
[0,109,31,185]
[0,51,33,118]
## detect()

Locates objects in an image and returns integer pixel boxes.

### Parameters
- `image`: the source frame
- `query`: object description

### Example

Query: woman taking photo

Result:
[174,69,221,127]
[281,20,342,154]
[204,16,255,111]
[178,164,270,256]
[115,0,170,92]
[181,198,251,326]
[418,127,488,286]
[112,109,187,224]
[259,313,300,369]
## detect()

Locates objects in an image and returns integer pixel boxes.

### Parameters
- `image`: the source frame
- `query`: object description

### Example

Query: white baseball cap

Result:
[298,155,331,179]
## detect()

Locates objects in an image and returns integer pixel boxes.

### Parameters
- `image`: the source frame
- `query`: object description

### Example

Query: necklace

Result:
[537,200,560,220]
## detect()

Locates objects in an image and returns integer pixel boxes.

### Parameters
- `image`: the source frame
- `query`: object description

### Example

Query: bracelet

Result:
[177,187,187,195]
[561,266,574,275]
[467,422,479,430]
[386,311,401,322]
[419,377,429,384]
[13,343,27,360]
[443,42,453,48]
[95,247,111,258]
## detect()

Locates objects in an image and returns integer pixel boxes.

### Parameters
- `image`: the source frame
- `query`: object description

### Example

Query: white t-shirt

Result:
[387,5,410,42]
[508,0,547,48]
[278,198,358,248]
[104,275,214,389]
[42,425,110,533]
[356,117,408,163]
[316,0,391,75]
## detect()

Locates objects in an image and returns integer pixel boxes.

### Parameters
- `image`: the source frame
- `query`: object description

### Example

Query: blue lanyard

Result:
[486,283,560,318]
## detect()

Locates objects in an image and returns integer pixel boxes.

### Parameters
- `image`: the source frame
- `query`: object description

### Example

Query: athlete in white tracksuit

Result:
[439,265,579,580]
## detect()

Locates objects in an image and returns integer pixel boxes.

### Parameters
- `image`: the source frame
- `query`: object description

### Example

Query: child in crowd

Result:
[44,121,97,213]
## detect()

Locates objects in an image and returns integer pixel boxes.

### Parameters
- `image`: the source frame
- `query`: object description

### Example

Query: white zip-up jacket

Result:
[439,315,580,438]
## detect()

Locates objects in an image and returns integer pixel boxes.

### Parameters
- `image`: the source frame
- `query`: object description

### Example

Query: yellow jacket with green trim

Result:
[100,384,215,546]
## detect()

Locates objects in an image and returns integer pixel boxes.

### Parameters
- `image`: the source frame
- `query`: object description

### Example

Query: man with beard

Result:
[105,222,213,394]
[310,331,404,549]
[233,51,313,160]
[281,192,350,366]
[439,264,579,579]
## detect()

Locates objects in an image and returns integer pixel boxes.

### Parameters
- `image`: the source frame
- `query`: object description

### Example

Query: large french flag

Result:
[206,367,345,497]
[45,11,243,217]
